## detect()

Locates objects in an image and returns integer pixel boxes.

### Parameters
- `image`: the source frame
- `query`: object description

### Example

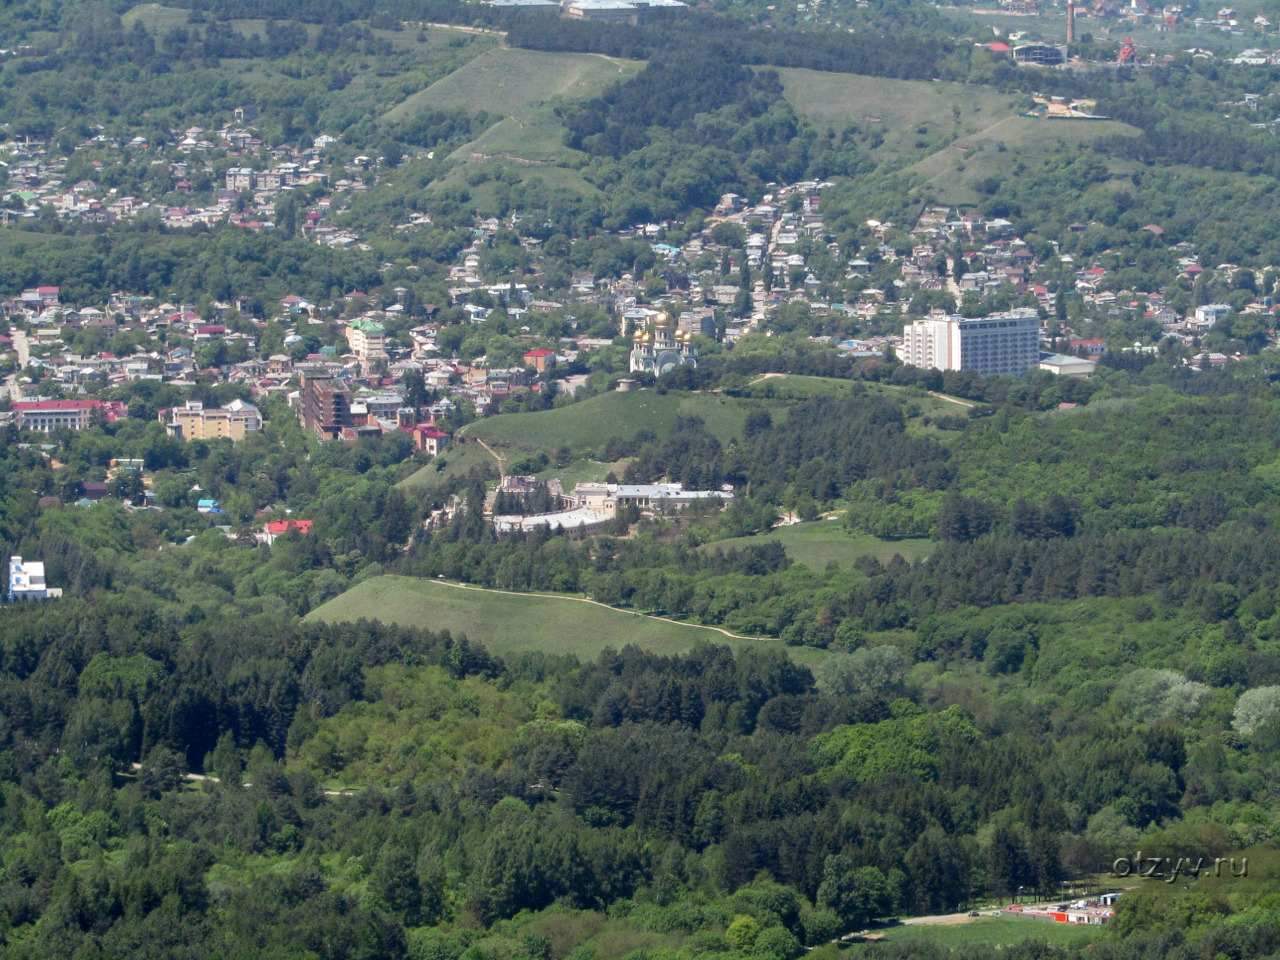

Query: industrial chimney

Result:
[1067,0,1076,45]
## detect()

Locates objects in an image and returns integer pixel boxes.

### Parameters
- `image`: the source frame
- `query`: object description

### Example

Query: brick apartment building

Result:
[298,373,353,439]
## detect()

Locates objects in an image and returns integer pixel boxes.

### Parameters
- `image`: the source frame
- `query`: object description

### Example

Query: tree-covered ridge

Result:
[0,587,1277,959]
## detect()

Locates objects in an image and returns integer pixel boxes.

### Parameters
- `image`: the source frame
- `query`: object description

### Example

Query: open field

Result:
[905,114,1142,203]
[815,916,1101,958]
[121,3,193,33]
[535,458,621,491]
[738,375,973,432]
[384,46,640,194]
[704,521,936,569]
[461,390,760,455]
[432,154,603,207]
[433,162,602,210]
[773,66,1138,204]
[308,576,833,668]
[776,69,1020,159]
[736,373,869,400]
[777,69,1016,129]
[384,47,641,122]
[448,109,575,164]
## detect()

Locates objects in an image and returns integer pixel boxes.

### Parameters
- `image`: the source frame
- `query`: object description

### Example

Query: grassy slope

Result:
[120,3,191,33]
[737,375,972,439]
[828,916,1101,957]
[396,440,496,490]
[460,390,758,454]
[705,520,937,569]
[905,115,1142,204]
[309,575,832,668]
[383,46,641,200]
[776,69,1020,150]
[774,67,1138,204]
[384,48,640,122]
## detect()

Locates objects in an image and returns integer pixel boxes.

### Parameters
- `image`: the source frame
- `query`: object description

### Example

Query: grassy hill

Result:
[776,69,1021,160]
[384,46,641,200]
[704,521,937,570]
[120,3,192,33]
[774,67,1139,204]
[384,47,641,122]
[308,575,832,668]
[904,115,1142,204]
[460,390,761,457]
[397,440,496,490]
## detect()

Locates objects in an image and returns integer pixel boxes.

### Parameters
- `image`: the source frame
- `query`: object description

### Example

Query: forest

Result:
[3,352,1280,955]
[6,0,1280,956]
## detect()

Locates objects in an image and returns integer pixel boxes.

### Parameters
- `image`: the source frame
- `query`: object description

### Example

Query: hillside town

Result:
[3,156,1271,452]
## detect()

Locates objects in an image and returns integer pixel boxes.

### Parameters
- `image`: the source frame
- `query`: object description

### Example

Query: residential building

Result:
[345,318,389,370]
[901,311,1041,376]
[1194,303,1231,328]
[523,349,556,373]
[8,556,59,601]
[165,399,263,441]
[411,424,451,456]
[225,167,257,191]
[258,518,313,545]
[298,373,353,439]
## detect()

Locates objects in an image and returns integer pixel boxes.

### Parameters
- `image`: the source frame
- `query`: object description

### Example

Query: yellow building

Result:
[346,318,388,360]
[165,399,263,441]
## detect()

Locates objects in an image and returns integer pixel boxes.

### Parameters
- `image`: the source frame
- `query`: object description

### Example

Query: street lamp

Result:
[1017,886,1024,904]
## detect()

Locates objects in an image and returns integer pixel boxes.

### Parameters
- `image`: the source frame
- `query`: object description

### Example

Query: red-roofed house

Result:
[523,349,556,373]
[259,518,314,545]
[411,424,450,457]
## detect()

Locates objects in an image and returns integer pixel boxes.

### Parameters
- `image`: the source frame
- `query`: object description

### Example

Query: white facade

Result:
[1193,303,1231,328]
[901,317,956,372]
[901,310,1041,376]
[8,556,60,602]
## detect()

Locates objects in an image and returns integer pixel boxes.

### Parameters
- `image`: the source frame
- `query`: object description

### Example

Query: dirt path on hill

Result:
[928,391,974,408]
[432,579,767,642]
[474,437,506,480]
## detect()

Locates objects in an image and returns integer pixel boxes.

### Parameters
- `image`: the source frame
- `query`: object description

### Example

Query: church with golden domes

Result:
[629,312,698,375]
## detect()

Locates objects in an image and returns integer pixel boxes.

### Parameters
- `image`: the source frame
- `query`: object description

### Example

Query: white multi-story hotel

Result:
[901,310,1041,376]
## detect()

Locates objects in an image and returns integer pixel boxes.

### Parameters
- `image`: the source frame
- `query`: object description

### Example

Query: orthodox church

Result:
[629,312,697,375]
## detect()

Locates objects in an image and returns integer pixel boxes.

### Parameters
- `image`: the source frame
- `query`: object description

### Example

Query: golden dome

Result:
[655,312,670,327]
